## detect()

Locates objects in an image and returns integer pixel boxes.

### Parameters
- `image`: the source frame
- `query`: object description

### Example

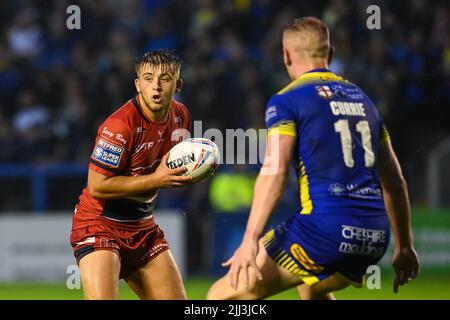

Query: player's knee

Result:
[207,288,257,300]
[302,287,335,300]
[207,281,234,300]
[83,289,119,300]
[207,280,265,300]
[300,275,350,300]
[207,282,222,300]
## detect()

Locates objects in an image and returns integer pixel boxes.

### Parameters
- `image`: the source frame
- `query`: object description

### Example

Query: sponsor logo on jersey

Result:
[116,133,127,145]
[102,126,114,138]
[328,183,345,196]
[157,130,165,144]
[92,139,123,167]
[290,243,323,272]
[339,225,387,258]
[343,87,364,99]
[328,183,382,199]
[140,242,169,262]
[134,141,154,153]
[315,85,334,99]
[329,84,347,98]
[265,106,277,123]
[334,89,347,98]
[338,241,385,258]
[75,237,95,246]
[347,93,364,99]
[341,225,386,243]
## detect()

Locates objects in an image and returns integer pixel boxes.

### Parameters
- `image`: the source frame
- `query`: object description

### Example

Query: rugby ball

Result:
[167,138,220,182]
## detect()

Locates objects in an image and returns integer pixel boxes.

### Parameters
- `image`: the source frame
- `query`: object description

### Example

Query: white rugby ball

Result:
[167,138,220,182]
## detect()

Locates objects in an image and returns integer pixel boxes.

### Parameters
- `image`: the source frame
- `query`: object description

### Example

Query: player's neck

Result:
[147,108,169,123]
[138,95,170,123]
[290,61,329,80]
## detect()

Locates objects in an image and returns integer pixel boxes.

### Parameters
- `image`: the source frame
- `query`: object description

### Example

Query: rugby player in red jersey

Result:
[70,50,192,300]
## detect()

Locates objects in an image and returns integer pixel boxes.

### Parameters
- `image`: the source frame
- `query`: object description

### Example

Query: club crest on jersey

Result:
[315,85,334,99]
[92,139,123,167]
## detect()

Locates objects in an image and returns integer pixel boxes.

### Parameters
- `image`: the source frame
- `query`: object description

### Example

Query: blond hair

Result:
[283,17,330,59]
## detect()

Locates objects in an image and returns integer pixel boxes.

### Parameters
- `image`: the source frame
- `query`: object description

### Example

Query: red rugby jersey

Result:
[73,95,191,230]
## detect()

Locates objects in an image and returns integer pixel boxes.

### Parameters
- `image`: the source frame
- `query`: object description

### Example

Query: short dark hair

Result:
[135,49,182,77]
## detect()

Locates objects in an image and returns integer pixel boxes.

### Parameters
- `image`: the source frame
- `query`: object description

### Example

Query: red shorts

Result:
[70,223,169,279]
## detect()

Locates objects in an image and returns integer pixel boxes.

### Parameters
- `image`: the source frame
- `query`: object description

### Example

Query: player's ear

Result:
[328,46,335,65]
[176,78,183,93]
[134,78,141,93]
[283,47,291,67]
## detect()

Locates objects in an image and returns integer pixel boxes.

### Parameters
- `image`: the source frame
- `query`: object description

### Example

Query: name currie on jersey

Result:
[330,101,366,117]
[167,153,195,169]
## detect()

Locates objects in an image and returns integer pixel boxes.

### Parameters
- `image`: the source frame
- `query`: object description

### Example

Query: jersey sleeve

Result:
[265,94,297,137]
[183,106,192,133]
[89,118,132,177]
[173,102,191,142]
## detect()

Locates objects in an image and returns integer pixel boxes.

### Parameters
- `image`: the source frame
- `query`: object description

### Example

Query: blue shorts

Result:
[262,213,390,287]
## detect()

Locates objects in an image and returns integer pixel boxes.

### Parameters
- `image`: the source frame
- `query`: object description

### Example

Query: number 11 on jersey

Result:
[334,119,375,168]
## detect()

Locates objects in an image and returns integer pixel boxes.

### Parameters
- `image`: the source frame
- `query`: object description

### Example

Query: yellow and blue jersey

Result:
[265,68,389,216]
[263,68,391,286]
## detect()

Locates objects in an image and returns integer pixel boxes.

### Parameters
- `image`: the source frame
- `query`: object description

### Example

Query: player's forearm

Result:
[89,174,161,200]
[243,170,288,241]
[383,179,413,249]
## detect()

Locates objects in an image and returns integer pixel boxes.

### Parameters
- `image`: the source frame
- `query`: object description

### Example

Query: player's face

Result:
[135,64,182,116]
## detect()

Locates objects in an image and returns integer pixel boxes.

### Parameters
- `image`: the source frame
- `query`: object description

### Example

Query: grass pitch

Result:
[0,270,448,300]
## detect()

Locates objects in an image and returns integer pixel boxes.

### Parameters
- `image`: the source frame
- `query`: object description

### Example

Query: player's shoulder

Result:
[99,98,139,134]
[171,99,191,124]
[276,68,349,96]
[109,98,139,121]
[171,99,189,114]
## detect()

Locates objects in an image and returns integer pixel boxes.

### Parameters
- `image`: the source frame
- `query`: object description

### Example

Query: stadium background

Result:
[0,0,449,299]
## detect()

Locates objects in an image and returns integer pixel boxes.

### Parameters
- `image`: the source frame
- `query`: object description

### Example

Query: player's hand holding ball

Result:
[154,138,220,188]
[153,152,193,188]
[167,138,220,182]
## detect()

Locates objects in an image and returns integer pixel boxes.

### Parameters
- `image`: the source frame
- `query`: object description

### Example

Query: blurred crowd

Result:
[1,0,449,273]
[1,0,449,166]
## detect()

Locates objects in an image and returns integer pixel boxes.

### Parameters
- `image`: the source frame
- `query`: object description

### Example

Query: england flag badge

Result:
[315,85,334,99]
